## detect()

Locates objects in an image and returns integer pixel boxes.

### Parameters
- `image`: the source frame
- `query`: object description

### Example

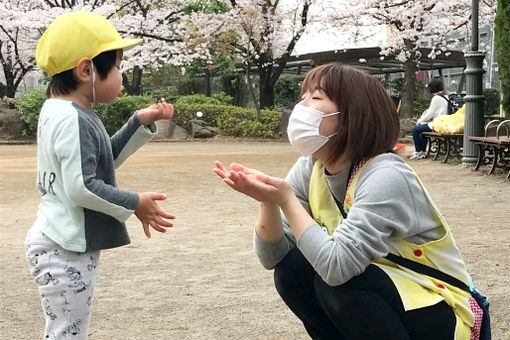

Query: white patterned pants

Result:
[25,224,100,339]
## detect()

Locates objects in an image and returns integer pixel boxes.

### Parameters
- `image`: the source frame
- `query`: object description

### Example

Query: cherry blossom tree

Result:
[46,1,193,95]
[103,1,190,94]
[180,0,320,109]
[327,0,497,117]
[1,0,194,97]
[0,1,59,97]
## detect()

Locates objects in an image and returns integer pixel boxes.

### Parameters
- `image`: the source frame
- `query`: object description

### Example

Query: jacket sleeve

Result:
[110,112,158,169]
[54,113,139,222]
[253,156,312,269]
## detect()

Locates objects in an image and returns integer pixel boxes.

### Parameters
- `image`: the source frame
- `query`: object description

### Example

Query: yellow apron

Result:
[308,159,473,339]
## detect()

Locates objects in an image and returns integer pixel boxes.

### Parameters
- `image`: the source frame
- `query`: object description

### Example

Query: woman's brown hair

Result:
[301,63,399,164]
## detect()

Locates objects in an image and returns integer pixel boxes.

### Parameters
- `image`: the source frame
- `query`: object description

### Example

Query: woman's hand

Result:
[213,161,293,206]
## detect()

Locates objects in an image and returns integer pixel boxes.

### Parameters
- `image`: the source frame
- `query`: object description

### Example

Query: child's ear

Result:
[74,58,94,83]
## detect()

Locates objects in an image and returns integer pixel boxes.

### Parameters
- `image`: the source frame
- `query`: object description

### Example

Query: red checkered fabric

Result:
[470,297,483,340]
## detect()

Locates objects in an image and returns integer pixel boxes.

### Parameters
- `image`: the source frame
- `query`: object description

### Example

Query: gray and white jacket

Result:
[35,99,156,252]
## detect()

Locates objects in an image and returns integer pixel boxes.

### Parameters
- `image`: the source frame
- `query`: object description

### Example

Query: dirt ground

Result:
[0,141,509,340]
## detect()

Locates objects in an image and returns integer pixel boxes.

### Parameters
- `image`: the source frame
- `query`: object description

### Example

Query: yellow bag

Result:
[433,104,465,134]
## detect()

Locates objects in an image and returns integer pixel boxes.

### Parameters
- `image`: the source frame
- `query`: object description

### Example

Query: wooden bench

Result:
[469,119,510,180]
[422,132,463,163]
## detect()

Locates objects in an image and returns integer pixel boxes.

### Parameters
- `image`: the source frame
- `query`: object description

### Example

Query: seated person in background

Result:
[409,79,449,160]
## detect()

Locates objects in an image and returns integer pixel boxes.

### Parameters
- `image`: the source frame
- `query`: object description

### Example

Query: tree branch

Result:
[117,30,182,43]
[271,0,311,84]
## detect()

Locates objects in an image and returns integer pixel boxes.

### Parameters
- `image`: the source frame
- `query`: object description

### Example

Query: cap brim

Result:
[97,38,142,55]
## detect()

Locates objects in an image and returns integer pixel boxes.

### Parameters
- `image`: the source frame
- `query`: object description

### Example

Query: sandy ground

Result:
[0,141,509,340]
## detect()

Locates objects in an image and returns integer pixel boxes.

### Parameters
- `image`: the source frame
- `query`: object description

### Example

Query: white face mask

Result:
[287,103,340,156]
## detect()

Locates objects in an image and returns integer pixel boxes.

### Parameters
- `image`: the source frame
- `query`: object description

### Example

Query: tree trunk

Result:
[400,59,417,118]
[4,83,16,98]
[259,68,275,110]
[243,61,261,120]
[122,66,143,95]
[2,63,17,98]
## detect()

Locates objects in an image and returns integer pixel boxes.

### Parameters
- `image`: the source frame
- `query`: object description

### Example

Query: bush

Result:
[274,74,304,109]
[176,78,205,95]
[14,89,281,139]
[216,108,281,138]
[211,92,233,105]
[172,103,220,129]
[220,73,249,106]
[412,97,432,118]
[15,90,155,137]
[16,89,46,136]
[483,88,500,118]
[149,89,180,104]
[173,102,281,138]
[175,93,232,106]
[94,95,154,135]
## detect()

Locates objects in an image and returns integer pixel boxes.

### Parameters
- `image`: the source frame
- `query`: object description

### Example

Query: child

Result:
[26,12,175,339]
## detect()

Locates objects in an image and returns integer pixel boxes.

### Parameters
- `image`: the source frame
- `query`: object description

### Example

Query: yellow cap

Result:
[36,12,142,76]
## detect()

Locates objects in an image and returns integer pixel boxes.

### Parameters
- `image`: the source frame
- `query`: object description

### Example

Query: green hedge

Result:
[216,108,281,138]
[174,92,232,106]
[173,102,281,138]
[93,96,154,135]
[15,89,281,138]
[16,89,47,135]
[15,91,154,136]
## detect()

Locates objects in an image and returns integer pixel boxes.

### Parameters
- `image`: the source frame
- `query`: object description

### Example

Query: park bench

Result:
[422,131,463,163]
[469,119,510,180]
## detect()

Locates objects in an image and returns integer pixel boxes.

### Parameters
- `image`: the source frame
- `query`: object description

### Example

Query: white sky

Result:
[294,24,387,55]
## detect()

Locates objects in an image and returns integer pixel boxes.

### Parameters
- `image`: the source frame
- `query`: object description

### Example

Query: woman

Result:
[409,78,450,160]
[214,63,479,339]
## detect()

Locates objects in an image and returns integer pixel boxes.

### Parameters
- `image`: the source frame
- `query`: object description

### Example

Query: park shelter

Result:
[283,47,466,75]
[234,46,468,96]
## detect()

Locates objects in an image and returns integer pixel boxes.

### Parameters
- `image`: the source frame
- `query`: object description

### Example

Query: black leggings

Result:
[274,248,457,340]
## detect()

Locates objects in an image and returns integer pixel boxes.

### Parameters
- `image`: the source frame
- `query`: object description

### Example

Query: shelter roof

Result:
[283,47,466,74]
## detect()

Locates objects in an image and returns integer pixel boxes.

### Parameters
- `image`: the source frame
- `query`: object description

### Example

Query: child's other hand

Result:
[134,192,175,238]
[137,102,174,126]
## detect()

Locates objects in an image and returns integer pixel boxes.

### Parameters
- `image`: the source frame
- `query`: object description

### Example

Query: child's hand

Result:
[134,192,175,238]
[137,102,174,126]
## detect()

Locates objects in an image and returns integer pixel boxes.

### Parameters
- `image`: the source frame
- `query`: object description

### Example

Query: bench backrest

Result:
[485,119,510,138]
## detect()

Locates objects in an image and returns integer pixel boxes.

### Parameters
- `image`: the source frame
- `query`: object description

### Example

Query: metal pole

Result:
[462,0,485,165]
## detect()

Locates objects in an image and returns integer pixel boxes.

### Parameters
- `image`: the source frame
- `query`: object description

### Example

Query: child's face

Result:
[94,50,124,104]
